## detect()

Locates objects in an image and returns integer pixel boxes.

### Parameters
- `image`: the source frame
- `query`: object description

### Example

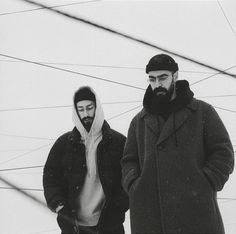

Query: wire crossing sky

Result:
[18,0,236,79]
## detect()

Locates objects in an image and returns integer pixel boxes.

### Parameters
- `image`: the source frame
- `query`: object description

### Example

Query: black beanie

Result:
[74,86,96,105]
[146,54,178,73]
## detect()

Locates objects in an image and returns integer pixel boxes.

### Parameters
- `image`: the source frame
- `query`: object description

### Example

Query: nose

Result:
[153,80,162,88]
[83,109,89,117]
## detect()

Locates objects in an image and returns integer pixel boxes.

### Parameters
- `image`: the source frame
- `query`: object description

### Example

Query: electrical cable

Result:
[107,105,142,121]
[0,0,101,16]
[0,133,55,141]
[0,186,43,191]
[0,59,216,74]
[0,184,235,202]
[0,165,43,172]
[0,53,144,91]
[17,0,236,78]
[217,0,236,39]
[0,143,52,166]
[0,101,142,112]
[0,175,75,227]
[214,106,236,114]
[190,65,236,86]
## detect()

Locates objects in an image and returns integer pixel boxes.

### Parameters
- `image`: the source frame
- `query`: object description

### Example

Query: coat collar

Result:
[68,120,112,145]
[140,98,199,145]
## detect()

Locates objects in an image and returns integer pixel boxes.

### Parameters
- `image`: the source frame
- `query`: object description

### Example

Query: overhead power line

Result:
[0,165,43,172]
[0,101,142,112]
[24,228,59,234]
[0,53,145,91]
[190,65,236,86]
[108,105,142,121]
[0,186,43,192]
[214,106,236,114]
[0,59,216,74]
[217,0,236,39]
[0,143,52,166]
[0,183,235,202]
[0,133,55,141]
[0,175,75,226]
[0,0,101,16]
[18,0,236,78]
[1,94,236,113]
[197,94,236,99]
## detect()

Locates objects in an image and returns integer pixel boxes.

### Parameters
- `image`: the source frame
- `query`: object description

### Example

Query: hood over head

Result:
[72,86,104,141]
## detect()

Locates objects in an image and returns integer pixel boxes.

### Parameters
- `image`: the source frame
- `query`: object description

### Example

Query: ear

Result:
[173,71,178,82]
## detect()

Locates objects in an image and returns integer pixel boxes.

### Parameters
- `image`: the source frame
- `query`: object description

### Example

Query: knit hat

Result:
[74,86,96,105]
[146,54,178,73]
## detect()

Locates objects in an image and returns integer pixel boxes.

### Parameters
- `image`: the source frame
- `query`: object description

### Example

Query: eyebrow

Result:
[149,74,169,79]
[77,104,94,109]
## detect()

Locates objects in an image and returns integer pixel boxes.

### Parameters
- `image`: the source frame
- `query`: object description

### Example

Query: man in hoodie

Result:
[121,54,234,234]
[43,86,128,234]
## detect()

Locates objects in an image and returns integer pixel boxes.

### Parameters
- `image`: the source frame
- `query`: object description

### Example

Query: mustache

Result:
[153,87,168,95]
[82,117,93,122]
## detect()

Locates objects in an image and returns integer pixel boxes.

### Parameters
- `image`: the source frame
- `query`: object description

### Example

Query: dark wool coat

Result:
[43,121,129,233]
[121,98,234,234]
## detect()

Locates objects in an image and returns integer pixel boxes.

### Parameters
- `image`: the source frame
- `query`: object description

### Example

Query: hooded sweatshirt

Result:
[72,87,105,226]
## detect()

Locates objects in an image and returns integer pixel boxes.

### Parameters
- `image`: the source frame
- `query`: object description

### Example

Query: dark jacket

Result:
[121,98,234,234]
[43,121,128,233]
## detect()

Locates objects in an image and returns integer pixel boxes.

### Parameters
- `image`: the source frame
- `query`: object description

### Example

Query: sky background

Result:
[0,0,236,234]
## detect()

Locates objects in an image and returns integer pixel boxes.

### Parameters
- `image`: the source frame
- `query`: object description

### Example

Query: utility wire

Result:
[0,0,101,16]
[0,175,75,226]
[0,143,52,166]
[197,94,236,99]
[0,133,55,141]
[24,228,59,234]
[2,94,236,113]
[214,106,236,114]
[0,53,144,91]
[0,186,43,192]
[0,104,142,165]
[0,59,216,74]
[108,105,142,121]
[0,165,43,172]
[18,0,236,78]
[0,101,142,112]
[190,65,236,86]
[0,184,235,202]
[217,0,236,39]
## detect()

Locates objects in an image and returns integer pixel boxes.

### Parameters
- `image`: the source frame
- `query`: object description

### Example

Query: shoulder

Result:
[52,129,76,147]
[103,121,126,144]
[110,128,126,143]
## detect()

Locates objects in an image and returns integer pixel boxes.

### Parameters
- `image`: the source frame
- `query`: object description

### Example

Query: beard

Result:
[82,117,94,132]
[151,80,175,107]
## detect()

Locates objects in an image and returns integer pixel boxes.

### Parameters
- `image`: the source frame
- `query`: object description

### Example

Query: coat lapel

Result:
[157,99,198,145]
[144,113,160,138]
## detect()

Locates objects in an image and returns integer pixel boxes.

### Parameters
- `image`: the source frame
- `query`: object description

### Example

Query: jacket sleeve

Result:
[43,136,67,212]
[121,117,140,194]
[202,104,234,191]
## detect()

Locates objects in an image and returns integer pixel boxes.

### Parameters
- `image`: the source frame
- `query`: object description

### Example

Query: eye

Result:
[87,105,95,111]
[149,78,156,82]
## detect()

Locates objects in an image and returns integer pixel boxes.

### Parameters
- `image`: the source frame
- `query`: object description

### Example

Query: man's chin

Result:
[155,92,166,96]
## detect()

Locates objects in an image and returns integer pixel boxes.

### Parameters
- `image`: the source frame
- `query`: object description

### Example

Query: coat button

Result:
[76,186,79,190]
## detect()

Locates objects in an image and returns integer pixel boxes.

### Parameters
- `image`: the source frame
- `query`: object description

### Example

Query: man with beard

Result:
[121,54,234,234]
[43,86,128,234]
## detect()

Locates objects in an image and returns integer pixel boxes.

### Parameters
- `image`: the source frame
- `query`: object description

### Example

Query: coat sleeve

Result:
[121,116,140,194]
[43,136,67,212]
[202,104,234,191]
